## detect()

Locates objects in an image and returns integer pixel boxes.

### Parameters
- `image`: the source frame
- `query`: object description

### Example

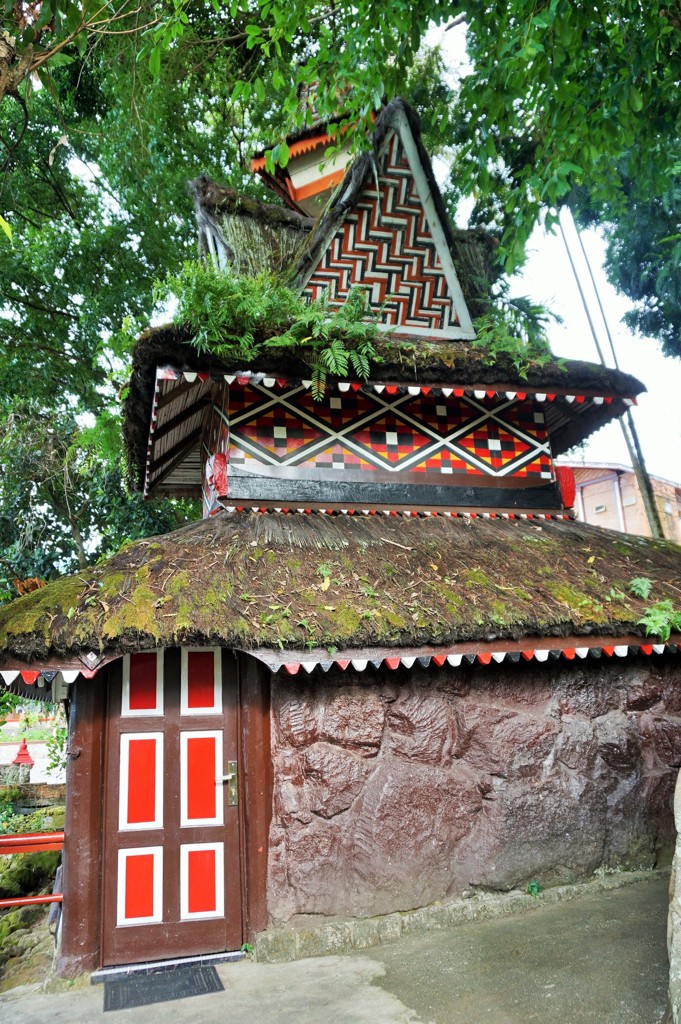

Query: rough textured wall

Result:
[267,657,681,923]
[667,769,681,1023]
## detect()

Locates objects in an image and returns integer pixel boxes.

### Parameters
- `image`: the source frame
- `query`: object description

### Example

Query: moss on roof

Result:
[1,514,679,665]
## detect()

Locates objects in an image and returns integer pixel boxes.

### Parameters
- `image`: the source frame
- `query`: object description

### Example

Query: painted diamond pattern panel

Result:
[303,132,458,333]
[233,406,327,463]
[351,413,434,468]
[203,383,554,508]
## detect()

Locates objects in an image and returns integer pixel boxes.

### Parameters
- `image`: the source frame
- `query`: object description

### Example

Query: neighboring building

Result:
[1,100,681,977]
[560,461,681,542]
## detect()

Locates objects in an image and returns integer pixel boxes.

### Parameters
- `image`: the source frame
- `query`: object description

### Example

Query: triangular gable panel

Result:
[302,108,475,340]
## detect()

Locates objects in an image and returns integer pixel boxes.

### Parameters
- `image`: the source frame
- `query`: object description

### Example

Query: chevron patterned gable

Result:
[303,112,475,341]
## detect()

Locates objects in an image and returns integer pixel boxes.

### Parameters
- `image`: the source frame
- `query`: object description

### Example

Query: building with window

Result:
[559,461,681,542]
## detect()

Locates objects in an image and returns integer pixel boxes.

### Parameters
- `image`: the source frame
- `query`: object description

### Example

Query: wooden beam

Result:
[148,427,202,492]
[225,474,562,510]
[154,396,210,441]
[58,677,106,976]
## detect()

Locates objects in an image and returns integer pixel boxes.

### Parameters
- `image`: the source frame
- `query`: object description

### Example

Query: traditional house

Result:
[1,100,681,976]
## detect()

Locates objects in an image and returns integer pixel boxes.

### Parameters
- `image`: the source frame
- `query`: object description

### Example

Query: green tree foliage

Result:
[0,403,195,596]
[0,7,280,583]
[576,177,681,359]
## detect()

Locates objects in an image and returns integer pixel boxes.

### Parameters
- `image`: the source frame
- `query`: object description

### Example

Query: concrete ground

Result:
[0,873,669,1023]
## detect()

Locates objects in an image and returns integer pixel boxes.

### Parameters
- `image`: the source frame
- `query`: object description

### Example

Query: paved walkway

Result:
[0,873,670,1023]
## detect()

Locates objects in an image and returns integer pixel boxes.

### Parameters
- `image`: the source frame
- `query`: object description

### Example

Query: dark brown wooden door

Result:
[101,648,242,966]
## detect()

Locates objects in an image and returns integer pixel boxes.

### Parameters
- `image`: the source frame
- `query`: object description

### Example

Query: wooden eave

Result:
[144,374,212,497]
[138,362,642,498]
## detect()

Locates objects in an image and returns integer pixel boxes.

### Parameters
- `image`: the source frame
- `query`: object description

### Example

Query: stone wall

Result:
[668,769,681,1023]
[267,656,681,923]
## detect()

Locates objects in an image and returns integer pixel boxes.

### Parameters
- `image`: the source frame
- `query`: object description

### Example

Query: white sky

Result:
[429,21,681,483]
[516,219,681,482]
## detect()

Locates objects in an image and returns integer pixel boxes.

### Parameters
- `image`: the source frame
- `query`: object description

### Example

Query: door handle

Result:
[219,761,238,805]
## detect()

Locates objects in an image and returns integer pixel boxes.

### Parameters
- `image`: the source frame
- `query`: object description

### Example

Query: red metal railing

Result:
[0,830,64,909]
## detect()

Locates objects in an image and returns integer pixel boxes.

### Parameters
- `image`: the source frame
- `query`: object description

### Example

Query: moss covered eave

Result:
[128,322,645,395]
[0,515,679,667]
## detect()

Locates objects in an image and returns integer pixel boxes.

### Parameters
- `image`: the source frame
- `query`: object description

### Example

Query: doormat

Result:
[103,965,224,1011]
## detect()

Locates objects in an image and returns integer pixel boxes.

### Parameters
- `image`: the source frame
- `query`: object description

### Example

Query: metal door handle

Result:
[220,761,238,805]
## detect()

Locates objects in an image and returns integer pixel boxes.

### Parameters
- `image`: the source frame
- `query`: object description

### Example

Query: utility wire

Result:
[558,211,663,538]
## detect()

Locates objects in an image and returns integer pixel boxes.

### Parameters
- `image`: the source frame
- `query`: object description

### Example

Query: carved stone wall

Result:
[267,657,681,923]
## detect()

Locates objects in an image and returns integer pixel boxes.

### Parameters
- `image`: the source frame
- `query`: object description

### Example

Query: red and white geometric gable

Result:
[303,107,475,340]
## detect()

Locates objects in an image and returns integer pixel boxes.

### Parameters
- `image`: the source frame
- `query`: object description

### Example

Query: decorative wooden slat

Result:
[154,396,211,441]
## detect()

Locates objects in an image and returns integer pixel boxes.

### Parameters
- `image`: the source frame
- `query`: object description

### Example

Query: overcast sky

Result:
[516,218,681,482]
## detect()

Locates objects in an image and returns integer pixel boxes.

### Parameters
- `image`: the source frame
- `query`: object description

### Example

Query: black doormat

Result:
[103,964,224,1011]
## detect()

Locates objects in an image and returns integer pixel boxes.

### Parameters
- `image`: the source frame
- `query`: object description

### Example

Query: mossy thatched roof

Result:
[1,513,679,667]
[189,175,314,277]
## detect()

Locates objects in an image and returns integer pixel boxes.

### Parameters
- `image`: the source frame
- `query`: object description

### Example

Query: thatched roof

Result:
[122,325,645,493]
[1,513,679,667]
[188,175,314,277]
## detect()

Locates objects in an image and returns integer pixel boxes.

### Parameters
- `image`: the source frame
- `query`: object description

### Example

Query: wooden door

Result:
[101,648,242,966]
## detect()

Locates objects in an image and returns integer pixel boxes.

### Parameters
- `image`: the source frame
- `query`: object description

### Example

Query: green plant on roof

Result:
[638,600,681,644]
[629,577,653,600]
[157,261,380,399]
[472,288,560,379]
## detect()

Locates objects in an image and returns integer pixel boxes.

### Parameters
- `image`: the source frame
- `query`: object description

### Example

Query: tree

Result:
[0,403,196,599]
[4,3,680,345]
[0,6,290,586]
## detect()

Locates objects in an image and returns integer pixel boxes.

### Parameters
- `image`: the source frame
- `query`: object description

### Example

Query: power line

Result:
[558,209,663,538]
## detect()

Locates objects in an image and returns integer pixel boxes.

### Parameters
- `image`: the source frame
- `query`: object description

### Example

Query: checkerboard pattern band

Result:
[202,383,553,514]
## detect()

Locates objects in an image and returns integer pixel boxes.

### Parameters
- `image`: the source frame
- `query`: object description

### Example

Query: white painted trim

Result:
[179,842,225,921]
[119,733,164,831]
[116,847,163,927]
[376,322,476,340]
[180,649,222,716]
[180,731,224,828]
[121,651,164,717]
